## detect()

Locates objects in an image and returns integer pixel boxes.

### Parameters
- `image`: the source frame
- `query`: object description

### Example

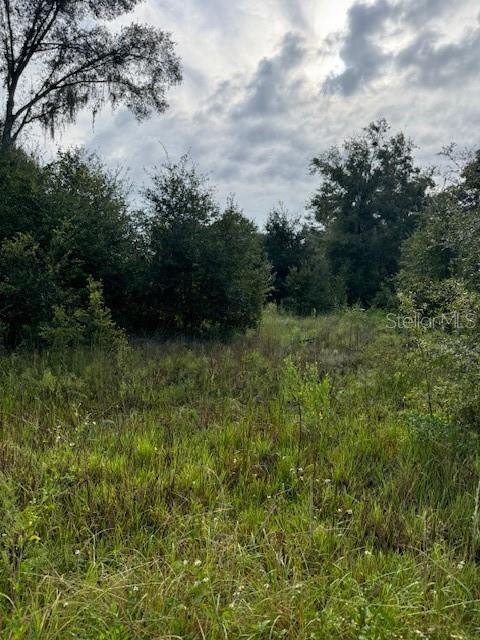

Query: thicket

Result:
[1,121,480,361]
[0,150,269,347]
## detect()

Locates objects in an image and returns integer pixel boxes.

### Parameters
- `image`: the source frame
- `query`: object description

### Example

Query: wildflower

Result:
[202,577,209,583]
[69,442,75,447]
[364,550,372,556]
[229,602,235,609]
[323,479,332,484]
[457,560,465,570]
[298,467,304,473]
[132,585,139,592]
[182,559,188,566]
[194,559,202,567]
[346,509,353,515]
[74,549,81,556]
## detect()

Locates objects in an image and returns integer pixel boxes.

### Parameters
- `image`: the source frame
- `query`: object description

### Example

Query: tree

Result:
[284,227,337,316]
[310,120,432,306]
[44,149,136,321]
[398,148,480,304]
[397,192,459,303]
[144,158,269,334]
[0,0,181,148]
[206,199,270,332]
[0,148,137,345]
[264,206,304,305]
[460,149,480,209]
[0,231,55,346]
[145,157,220,333]
[0,145,52,245]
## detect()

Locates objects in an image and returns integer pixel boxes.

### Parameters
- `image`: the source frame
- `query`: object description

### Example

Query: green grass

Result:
[0,308,479,639]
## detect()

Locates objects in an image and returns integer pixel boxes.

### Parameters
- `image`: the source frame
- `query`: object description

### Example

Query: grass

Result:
[0,308,479,639]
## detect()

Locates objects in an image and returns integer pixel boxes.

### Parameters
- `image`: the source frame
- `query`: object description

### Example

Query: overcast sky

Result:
[48,0,480,225]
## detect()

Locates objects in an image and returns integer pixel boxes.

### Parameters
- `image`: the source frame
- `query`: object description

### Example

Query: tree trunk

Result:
[1,91,16,150]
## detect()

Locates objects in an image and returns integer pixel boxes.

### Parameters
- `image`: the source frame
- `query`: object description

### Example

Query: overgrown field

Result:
[1,310,479,639]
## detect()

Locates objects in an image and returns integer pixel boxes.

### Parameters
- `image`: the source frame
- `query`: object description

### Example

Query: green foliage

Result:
[396,148,480,430]
[144,158,270,334]
[0,233,55,346]
[310,120,432,306]
[398,149,480,300]
[0,148,52,246]
[40,278,126,350]
[264,206,305,304]
[396,284,480,430]
[263,210,341,316]
[0,311,479,638]
[44,150,136,320]
[0,150,271,345]
[0,149,135,347]
[0,0,181,147]
[206,200,271,332]
[284,229,339,315]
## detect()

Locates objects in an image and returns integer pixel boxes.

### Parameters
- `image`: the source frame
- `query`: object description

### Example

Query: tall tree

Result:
[310,120,432,306]
[145,157,220,333]
[0,0,181,148]
[144,157,269,334]
[398,147,480,302]
[264,206,305,305]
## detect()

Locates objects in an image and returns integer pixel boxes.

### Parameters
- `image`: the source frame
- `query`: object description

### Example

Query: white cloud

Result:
[30,0,480,225]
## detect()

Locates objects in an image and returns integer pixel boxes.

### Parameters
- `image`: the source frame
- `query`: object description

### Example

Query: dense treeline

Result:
[0,149,269,347]
[265,122,480,318]
[1,120,480,349]
[2,2,480,350]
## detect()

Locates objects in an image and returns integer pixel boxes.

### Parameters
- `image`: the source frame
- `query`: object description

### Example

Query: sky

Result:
[44,0,480,225]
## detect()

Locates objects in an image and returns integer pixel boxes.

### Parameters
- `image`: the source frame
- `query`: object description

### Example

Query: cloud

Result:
[396,26,480,87]
[323,0,397,95]
[234,33,307,118]
[323,0,477,96]
[37,0,480,225]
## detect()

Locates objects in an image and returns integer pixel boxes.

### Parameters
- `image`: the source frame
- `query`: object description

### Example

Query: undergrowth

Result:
[0,308,479,639]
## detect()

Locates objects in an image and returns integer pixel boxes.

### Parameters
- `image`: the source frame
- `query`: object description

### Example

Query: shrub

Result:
[40,278,126,351]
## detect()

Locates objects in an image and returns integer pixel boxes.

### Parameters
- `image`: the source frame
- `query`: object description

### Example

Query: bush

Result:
[144,157,270,334]
[40,278,126,351]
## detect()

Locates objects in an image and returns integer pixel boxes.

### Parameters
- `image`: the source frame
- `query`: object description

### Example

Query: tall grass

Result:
[0,309,479,639]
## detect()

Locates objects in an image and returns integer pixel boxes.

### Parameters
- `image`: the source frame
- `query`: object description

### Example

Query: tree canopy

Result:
[309,120,433,306]
[0,0,181,147]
